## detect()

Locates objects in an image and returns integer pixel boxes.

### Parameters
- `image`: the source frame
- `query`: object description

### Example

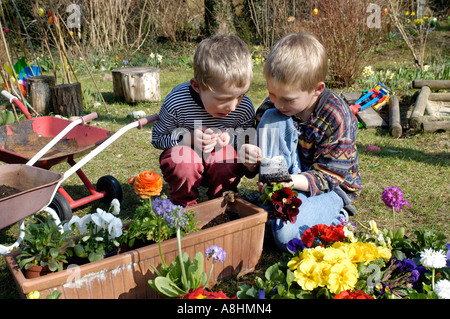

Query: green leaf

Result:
[188,252,204,288]
[88,251,104,262]
[154,276,186,298]
[49,248,59,259]
[74,245,87,258]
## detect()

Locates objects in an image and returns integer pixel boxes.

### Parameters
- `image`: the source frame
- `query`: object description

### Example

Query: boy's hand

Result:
[194,128,217,153]
[238,144,262,172]
[216,131,231,148]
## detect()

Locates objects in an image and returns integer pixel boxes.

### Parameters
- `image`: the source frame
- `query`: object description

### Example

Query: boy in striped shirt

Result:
[242,33,362,251]
[152,34,256,207]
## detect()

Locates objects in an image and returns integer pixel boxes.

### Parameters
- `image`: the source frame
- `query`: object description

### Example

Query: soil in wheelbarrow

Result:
[0,185,21,199]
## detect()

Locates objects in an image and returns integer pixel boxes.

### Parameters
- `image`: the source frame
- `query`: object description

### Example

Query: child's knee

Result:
[160,146,203,178]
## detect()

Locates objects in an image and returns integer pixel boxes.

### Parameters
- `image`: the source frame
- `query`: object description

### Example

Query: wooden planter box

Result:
[4,197,267,299]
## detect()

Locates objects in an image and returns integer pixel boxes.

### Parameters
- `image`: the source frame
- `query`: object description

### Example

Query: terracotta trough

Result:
[4,197,267,299]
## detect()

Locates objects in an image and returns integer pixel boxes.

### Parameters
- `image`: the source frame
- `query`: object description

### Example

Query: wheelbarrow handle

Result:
[81,112,98,124]
[1,90,32,120]
[137,114,159,129]
[62,114,159,182]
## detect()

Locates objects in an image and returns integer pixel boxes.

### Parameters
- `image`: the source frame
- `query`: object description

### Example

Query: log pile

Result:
[410,80,450,132]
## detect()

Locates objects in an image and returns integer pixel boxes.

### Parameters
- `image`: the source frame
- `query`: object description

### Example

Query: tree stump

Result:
[27,75,56,115]
[51,82,83,117]
[112,67,160,104]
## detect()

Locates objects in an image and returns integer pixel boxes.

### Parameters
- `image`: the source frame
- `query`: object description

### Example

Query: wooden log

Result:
[51,82,83,117]
[429,93,450,102]
[412,80,450,90]
[389,96,402,138]
[410,86,431,129]
[112,67,160,103]
[422,121,450,132]
[112,68,125,101]
[26,75,56,115]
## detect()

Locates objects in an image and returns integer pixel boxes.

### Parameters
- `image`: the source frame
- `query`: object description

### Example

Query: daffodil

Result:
[369,220,379,234]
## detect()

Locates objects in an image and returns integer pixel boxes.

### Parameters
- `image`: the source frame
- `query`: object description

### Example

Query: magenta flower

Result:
[382,186,410,211]
[364,145,381,152]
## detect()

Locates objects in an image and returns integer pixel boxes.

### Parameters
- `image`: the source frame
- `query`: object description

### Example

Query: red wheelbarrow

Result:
[0,111,118,221]
[0,113,158,254]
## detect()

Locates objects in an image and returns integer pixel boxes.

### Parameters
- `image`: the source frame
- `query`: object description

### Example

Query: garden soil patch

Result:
[201,211,240,230]
[0,185,21,199]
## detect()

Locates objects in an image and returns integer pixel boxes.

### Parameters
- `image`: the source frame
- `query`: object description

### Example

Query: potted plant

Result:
[64,200,123,263]
[17,215,75,278]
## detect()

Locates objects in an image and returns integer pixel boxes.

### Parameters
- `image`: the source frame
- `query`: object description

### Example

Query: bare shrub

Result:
[247,0,383,88]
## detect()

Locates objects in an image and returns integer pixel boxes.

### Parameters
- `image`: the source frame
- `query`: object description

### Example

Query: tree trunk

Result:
[26,75,56,115]
[51,82,83,117]
[112,67,160,104]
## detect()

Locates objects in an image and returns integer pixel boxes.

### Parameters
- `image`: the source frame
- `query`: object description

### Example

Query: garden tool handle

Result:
[137,114,159,129]
[80,112,98,124]
[1,90,15,102]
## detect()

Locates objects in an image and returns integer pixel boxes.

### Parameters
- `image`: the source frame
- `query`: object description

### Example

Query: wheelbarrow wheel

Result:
[48,192,73,222]
[96,175,123,203]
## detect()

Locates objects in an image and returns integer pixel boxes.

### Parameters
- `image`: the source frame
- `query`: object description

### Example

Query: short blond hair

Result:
[264,33,328,92]
[194,34,253,90]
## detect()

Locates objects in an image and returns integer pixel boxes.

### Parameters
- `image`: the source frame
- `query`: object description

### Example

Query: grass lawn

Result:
[0,29,449,298]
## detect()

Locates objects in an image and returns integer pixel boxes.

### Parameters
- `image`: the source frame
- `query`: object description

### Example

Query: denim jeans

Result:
[257,108,348,251]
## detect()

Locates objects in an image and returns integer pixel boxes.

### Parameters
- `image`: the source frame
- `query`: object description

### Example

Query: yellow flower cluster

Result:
[288,242,391,294]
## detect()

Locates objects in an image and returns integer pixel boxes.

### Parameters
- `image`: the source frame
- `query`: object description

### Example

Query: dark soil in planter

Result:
[201,211,240,230]
[0,185,21,199]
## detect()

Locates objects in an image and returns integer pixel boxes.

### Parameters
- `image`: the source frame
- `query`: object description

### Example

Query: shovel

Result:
[259,155,292,184]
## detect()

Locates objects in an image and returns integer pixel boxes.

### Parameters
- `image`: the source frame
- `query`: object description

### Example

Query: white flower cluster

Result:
[64,199,122,240]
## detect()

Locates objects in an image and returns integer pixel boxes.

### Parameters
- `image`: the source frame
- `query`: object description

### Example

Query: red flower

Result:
[334,289,374,299]
[271,187,294,206]
[301,224,346,247]
[180,286,235,299]
[269,187,302,224]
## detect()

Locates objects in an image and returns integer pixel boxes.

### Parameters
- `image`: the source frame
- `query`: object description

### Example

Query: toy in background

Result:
[350,83,392,115]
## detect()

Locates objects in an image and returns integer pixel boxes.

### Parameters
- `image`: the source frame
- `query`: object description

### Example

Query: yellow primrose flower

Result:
[27,291,41,299]
[294,259,321,291]
[323,247,348,265]
[377,246,392,260]
[423,65,430,71]
[310,246,326,263]
[316,262,332,287]
[405,11,410,15]
[327,260,358,294]
[287,256,302,271]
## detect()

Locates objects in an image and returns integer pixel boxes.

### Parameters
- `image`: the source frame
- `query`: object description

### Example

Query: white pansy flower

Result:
[76,214,92,234]
[110,199,120,215]
[64,215,80,232]
[108,217,123,239]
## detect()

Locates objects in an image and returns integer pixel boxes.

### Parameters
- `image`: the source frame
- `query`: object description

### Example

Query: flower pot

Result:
[25,265,52,279]
[4,197,267,299]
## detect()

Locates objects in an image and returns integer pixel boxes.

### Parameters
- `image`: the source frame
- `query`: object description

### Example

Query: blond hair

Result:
[264,33,328,92]
[193,34,253,90]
